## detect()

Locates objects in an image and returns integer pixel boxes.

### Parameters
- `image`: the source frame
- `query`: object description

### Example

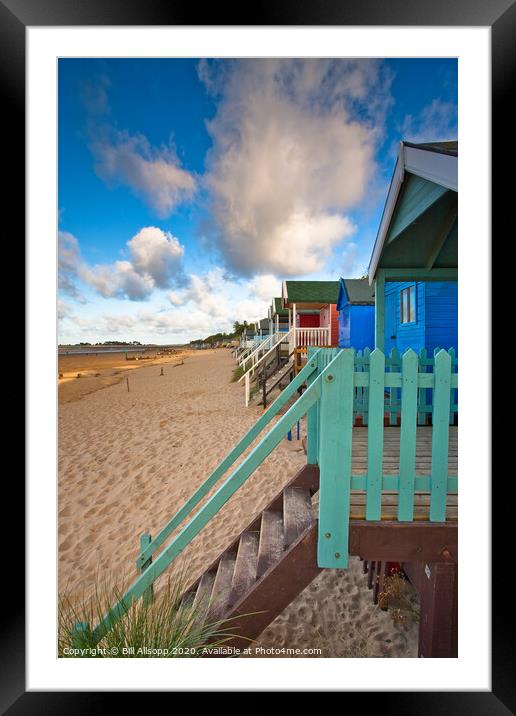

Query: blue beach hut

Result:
[336,277,375,350]
[368,140,458,354]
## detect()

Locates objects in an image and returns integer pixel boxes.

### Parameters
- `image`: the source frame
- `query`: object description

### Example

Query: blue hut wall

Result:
[384,281,458,354]
[425,281,458,354]
[338,304,375,350]
[338,306,350,348]
[350,305,375,350]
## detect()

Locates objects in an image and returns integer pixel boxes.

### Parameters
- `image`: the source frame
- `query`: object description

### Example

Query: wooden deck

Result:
[347,426,457,521]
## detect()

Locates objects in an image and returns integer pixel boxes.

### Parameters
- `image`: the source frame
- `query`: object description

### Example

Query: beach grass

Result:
[58,572,241,658]
[231,365,245,382]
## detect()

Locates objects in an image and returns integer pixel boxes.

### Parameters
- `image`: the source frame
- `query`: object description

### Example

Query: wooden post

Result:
[367,560,375,589]
[245,371,250,407]
[317,350,354,568]
[126,377,130,392]
[366,349,385,520]
[398,349,418,521]
[374,271,385,351]
[418,561,458,657]
[430,350,452,522]
[306,350,320,465]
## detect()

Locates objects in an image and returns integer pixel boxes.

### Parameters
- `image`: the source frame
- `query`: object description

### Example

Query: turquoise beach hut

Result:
[368,141,458,354]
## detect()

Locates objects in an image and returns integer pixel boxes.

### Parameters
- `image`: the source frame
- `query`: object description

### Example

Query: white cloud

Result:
[199,59,390,276]
[90,129,196,218]
[58,231,83,298]
[168,268,267,322]
[58,227,185,301]
[57,299,75,320]
[59,266,283,344]
[400,99,458,144]
[247,274,282,301]
[126,227,184,288]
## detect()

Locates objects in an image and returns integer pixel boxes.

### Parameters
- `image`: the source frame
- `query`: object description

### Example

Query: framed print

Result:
[5,0,511,707]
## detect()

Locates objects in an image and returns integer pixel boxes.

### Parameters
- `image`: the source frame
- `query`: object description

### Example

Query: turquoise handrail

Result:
[135,351,321,569]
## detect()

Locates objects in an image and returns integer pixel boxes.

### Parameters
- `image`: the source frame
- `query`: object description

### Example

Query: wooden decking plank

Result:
[350,426,457,476]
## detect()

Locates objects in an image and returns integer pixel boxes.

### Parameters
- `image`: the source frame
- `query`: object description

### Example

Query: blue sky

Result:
[58,58,457,344]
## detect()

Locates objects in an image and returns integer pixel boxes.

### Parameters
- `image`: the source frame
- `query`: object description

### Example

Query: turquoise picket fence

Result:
[307,347,458,568]
[76,346,458,645]
[352,347,458,426]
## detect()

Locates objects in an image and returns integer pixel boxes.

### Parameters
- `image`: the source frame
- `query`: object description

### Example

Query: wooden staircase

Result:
[256,357,294,407]
[181,464,321,650]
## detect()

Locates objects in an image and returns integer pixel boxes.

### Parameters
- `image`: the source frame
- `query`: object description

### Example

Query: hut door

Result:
[385,291,397,353]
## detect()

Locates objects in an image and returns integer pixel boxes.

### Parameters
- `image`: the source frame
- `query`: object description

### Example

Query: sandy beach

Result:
[58,348,418,657]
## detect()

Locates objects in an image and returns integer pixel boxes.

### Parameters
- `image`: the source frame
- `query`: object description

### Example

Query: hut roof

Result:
[368,140,458,282]
[337,278,375,309]
[273,297,289,317]
[282,281,340,307]
[404,140,458,157]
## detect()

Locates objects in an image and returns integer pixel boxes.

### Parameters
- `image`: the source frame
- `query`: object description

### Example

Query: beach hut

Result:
[368,140,458,352]
[270,296,289,335]
[336,277,375,350]
[281,280,340,349]
[257,317,271,338]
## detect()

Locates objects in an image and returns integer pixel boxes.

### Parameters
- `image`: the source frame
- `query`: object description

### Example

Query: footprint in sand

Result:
[98,503,116,516]
[60,535,75,551]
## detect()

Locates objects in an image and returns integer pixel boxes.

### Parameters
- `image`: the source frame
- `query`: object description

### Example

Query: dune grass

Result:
[231,365,245,382]
[58,573,242,658]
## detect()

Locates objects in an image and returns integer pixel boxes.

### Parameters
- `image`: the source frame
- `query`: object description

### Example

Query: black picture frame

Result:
[6,0,510,709]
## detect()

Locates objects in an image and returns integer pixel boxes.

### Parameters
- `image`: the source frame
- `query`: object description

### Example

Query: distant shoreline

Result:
[58,344,186,356]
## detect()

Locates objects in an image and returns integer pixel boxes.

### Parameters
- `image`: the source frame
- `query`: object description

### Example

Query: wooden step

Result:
[283,487,313,547]
[208,555,236,619]
[257,510,284,578]
[192,571,216,621]
[222,521,321,651]
[230,531,259,605]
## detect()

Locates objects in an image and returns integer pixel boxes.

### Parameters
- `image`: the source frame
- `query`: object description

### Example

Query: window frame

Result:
[400,284,417,325]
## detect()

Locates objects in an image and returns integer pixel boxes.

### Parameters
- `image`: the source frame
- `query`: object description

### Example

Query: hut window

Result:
[400,285,416,324]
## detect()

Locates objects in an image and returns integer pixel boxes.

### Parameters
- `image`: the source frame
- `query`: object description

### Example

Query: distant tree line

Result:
[190,320,258,346]
[67,340,144,346]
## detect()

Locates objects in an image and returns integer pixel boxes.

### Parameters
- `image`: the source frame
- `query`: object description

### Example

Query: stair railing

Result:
[239,330,287,371]
[135,351,321,571]
[238,328,295,406]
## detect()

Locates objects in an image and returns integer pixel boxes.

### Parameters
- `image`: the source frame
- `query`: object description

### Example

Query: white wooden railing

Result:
[239,333,275,369]
[239,328,294,406]
[294,327,331,348]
